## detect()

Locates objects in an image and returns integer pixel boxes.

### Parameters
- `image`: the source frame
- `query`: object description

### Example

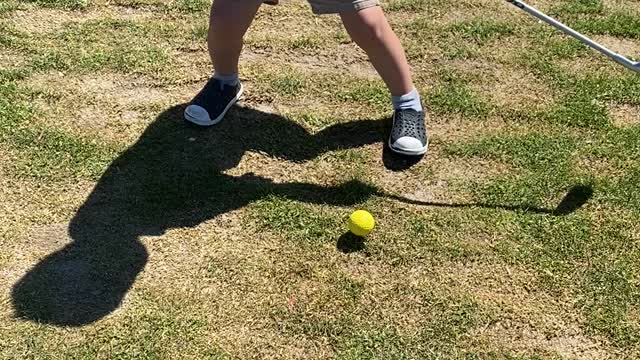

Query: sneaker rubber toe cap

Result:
[391,136,427,156]
[184,105,211,125]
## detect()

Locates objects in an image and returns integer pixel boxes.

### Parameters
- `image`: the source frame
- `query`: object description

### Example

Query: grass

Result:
[446,19,514,45]
[1,0,640,358]
[428,69,491,118]
[23,0,89,10]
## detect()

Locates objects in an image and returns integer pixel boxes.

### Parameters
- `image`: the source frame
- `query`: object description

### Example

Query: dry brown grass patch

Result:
[610,103,640,128]
[21,71,182,143]
[439,262,614,358]
[576,155,625,178]
[9,7,84,34]
[375,153,511,204]
[602,0,640,13]
[557,56,629,79]
[468,63,555,112]
[0,49,27,69]
[128,219,339,358]
[8,5,154,35]
[593,35,640,59]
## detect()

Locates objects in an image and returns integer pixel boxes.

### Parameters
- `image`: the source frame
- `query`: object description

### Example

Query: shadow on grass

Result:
[333,185,594,255]
[382,144,424,172]
[11,104,387,326]
[11,102,594,326]
[336,232,366,253]
[387,184,594,215]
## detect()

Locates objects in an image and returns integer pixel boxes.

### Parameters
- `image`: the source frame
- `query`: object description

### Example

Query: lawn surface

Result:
[1,0,640,358]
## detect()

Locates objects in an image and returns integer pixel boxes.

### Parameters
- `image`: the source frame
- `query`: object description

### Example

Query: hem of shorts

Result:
[311,1,380,14]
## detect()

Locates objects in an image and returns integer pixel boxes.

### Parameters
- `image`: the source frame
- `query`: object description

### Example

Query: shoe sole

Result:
[184,83,244,126]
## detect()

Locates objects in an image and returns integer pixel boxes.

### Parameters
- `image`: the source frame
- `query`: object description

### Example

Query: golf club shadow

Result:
[11,104,387,327]
[333,185,593,255]
[551,185,594,215]
[386,184,594,216]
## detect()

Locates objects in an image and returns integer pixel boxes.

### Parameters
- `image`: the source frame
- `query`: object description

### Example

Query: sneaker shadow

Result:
[11,104,389,326]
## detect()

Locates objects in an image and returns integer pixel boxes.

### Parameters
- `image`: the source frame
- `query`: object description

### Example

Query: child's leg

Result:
[339,6,414,98]
[208,0,263,75]
[339,6,427,156]
[185,0,262,126]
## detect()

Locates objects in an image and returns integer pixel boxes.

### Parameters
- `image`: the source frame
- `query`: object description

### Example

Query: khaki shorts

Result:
[264,0,379,14]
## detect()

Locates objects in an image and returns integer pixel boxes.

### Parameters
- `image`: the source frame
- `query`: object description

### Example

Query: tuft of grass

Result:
[171,0,210,13]
[447,19,514,45]
[288,36,323,50]
[455,131,575,172]
[0,0,19,14]
[251,195,343,243]
[545,37,590,59]
[276,288,491,359]
[336,80,389,112]
[446,132,578,207]
[553,0,604,15]
[109,0,166,7]
[548,74,640,128]
[0,81,119,181]
[573,13,640,39]
[582,253,640,347]
[0,23,26,48]
[269,72,306,96]
[428,69,490,118]
[255,66,390,113]
[386,0,427,12]
[23,0,90,10]
[443,45,478,60]
[7,126,120,181]
[0,83,32,130]
[15,18,174,75]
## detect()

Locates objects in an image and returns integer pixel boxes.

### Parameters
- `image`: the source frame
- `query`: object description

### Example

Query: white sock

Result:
[392,88,423,112]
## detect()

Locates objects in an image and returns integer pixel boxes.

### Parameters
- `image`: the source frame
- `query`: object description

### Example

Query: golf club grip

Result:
[506,0,638,70]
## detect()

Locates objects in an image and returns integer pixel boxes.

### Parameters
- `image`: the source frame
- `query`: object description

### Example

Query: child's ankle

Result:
[392,88,422,112]
[213,72,239,86]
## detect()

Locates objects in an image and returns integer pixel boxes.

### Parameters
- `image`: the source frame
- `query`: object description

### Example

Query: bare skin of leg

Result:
[208,0,263,75]
[339,7,415,97]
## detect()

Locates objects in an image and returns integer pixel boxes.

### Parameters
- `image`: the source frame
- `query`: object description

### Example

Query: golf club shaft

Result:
[507,0,640,73]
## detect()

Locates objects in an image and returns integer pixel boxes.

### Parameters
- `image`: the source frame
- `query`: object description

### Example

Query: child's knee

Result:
[343,8,388,42]
[211,0,262,18]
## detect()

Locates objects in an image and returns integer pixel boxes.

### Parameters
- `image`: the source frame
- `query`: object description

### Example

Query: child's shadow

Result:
[11,104,388,326]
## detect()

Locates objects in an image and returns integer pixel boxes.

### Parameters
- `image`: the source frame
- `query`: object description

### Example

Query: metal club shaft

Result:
[507,0,640,73]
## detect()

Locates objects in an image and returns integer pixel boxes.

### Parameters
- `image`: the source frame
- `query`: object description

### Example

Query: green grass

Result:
[428,69,491,118]
[0,0,20,14]
[573,13,640,39]
[446,19,514,45]
[171,0,209,13]
[255,66,391,113]
[553,0,604,15]
[22,0,90,10]
[2,0,640,358]
[252,195,343,244]
[0,81,119,181]
[386,0,434,12]
[277,287,492,359]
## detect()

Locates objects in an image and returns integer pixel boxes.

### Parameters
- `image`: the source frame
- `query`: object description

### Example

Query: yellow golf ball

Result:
[348,210,375,237]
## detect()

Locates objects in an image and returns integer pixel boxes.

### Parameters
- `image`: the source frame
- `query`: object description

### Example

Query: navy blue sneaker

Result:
[389,109,428,156]
[184,78,243,126]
